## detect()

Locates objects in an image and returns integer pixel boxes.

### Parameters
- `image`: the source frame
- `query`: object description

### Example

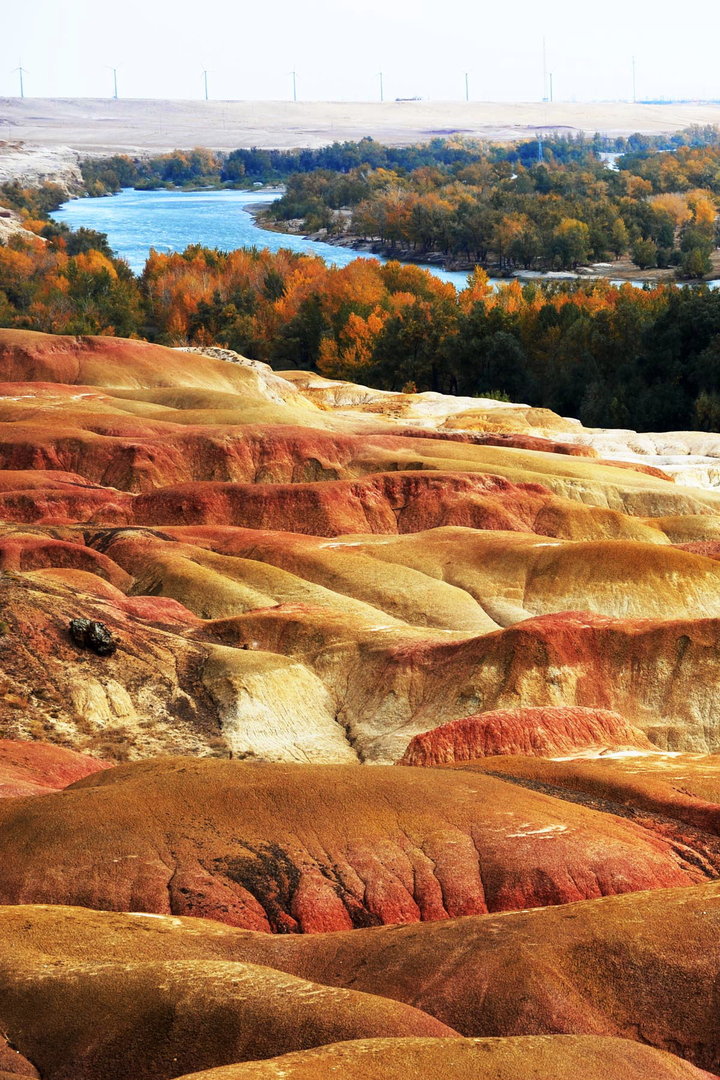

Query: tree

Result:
[695,390,720,430]
[270,293,328,369]
[477,331,531,399]
[609,217,629,258]
[370,296,456,392]
[62,226,114,258]
[552,219,591,269]
[631,238,658,270]
[679,246,712,279]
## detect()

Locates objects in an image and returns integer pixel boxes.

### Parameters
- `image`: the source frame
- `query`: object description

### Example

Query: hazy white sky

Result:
[1,0,718,104]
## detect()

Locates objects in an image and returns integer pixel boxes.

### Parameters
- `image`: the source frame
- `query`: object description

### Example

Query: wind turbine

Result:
[378,71,384,103]
[202,68,211,100]
[12,63,27,99]
[106,65,120,99]
[290,70,297,102]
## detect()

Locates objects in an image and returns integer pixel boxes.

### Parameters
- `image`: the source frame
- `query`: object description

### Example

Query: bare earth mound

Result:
[3,892,720,1074]
[0,758,714,930]
[207,882,720,1075]
[0,740,109,798]
[454,751,720,837]
[175,1036,717,1080]
[0,956,454,1080]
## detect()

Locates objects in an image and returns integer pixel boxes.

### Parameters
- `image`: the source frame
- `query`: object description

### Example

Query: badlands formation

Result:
[3,326,720,1076]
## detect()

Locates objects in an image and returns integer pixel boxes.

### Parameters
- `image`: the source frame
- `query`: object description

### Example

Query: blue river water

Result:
[52,188,720,293]
[51,188,474,289]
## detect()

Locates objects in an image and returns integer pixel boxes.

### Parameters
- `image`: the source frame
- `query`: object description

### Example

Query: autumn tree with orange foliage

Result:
[5,226,720,431]
[0,234,142,336]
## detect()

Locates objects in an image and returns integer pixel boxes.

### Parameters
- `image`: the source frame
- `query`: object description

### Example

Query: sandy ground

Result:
[2,97,720,156]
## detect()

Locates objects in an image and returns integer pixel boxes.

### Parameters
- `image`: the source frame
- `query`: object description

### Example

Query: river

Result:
[51,188,475,289]
[52,188,720,293]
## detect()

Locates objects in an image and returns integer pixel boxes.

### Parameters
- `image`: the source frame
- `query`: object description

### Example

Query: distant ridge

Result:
[3,97,720,153]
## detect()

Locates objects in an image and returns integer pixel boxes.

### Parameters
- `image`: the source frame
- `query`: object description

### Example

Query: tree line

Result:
[76,127,720,193]
[69,130,720,280]
[4,221,720,432]
[267,146,720,279]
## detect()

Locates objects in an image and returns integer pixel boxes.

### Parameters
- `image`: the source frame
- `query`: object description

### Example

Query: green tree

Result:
[631,238,658,269]
[552,219,591,269]
[270,294,328,370]
[695,390,720,430]
[679,246,712,279]
[609,217,629,257]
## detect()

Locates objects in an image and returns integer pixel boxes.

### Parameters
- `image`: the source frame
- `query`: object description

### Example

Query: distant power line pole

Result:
[632,56,637,103]
[378,71,384,103]
[464,72,469,102]
[13,64,27,99]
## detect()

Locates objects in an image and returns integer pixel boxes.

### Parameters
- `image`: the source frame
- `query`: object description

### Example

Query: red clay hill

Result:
[1,329,720,1077]
[400,705,654,764]
[0,758,715,930]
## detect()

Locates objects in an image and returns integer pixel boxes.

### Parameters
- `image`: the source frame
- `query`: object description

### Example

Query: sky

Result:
[1,0,719,104]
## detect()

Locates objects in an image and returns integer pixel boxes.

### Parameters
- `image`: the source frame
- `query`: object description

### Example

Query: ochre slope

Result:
[4,891,720,1073]
[0,955,455,1080]
[297,610,720,760]
[197,605,720,761]
[94,527,720,755]
[0,430,699,539]
[0,1035,39,1078]
[7,539,720,760]
[0,332,717,522]
[453,752,720,836]
[100,528,496,634]
[0,569,353,763]
[0,570,222,758]
[0,758,712,929]
[108,525,720,627]
[0,329,313,401]
[128,473,677,541]
[176,1036,717,1080]
[0,530,131,586]
[194,882,720,1074]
